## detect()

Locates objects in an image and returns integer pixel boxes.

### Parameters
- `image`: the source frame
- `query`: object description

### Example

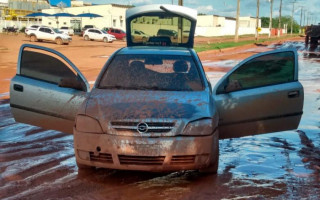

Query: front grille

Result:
[110,121,175,133]
[89,152,113,163]
[170,155,196,165]
[118,155,165,165]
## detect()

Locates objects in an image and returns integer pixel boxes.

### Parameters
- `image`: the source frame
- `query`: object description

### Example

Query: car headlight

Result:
[181,118,215,136]
[75,115,103,133]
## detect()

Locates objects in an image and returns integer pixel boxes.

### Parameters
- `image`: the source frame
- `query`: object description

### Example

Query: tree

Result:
[261,17,269,27]
[261,16,300,33]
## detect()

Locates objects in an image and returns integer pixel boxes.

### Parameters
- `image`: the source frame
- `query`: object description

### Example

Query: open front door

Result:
[214,49,304,139]
[10,44,89,134]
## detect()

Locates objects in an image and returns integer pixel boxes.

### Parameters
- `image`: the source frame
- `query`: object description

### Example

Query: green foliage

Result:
[260,16,300,33]
[194,35,298,52]
[20,27,26,33]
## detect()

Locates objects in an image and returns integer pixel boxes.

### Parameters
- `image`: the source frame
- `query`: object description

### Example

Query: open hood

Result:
[126,4,197,48]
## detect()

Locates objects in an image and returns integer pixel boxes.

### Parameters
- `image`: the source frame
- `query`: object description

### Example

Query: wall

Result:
[41,4,128,30]
[0,18,38,32]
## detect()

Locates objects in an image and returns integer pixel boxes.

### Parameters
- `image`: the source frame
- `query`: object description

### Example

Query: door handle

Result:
[13,84,24,92]
[288,90,299,98]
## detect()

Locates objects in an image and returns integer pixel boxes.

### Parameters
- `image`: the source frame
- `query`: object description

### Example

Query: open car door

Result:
[214,49,304,139]
[10,44,89,134]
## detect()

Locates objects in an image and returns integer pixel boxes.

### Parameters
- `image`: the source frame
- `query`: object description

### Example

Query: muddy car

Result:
[10,4,304,173]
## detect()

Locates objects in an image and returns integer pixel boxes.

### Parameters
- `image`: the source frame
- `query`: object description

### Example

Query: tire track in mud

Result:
[0,99,80,199]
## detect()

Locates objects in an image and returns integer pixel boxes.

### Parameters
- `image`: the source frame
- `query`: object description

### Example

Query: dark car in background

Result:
[80,25,95,36]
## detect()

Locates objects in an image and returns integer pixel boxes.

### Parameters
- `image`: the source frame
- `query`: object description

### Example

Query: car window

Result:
[98,54,203,91]
[88,29,94,33]
[115,30,121,34]
[20,48,80,86]
[130,15,191,46]
[39,27,46,32]
[226,52,295,92]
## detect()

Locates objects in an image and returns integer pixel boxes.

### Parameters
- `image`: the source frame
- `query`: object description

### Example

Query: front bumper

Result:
[74,129,218,172]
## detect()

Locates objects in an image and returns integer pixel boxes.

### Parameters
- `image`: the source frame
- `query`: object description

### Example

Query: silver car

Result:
[10,5,304,173]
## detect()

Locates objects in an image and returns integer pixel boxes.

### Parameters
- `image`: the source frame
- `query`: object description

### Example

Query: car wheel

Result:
[30,35,37,42]
[103,37,108,43]
[55,38,63,45]
[84,35,89,41]
[199,131,219,174]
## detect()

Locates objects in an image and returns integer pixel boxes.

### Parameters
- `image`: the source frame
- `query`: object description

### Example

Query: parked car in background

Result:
[25,25,41,36]
[83,28,116,43]
[80,25,95,36]
[131,29,149,43]
[27,26,71,45]
[103,27,126,40]
[10,4,304,174]
[59,26,74,36]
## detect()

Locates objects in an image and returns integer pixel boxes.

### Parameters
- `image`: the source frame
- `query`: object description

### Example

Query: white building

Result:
[41,4,131,31]
[196,15,267,37]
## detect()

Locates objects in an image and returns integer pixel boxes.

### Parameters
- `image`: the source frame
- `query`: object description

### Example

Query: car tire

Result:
[84,35,89,41]
[30,35,37,42]
[103,37,108,43]
[55,38,63,45]
[199,131,219,174]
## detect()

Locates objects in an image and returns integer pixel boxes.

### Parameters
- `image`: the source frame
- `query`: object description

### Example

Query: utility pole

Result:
[178,0,183,6]
[290,1,296,35]
[304,10,307,27]
[255,0,260,41]
[299,7,303,34]
[268,0,273,38]
[235,0,240,42]
[278,0,282,37]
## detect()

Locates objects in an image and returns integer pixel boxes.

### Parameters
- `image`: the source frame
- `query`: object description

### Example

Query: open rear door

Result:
[214,49,304,139]
[126,4,197,48]
[10,44,89,134]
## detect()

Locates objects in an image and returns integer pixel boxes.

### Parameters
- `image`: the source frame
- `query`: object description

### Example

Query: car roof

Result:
[117,46,191,56]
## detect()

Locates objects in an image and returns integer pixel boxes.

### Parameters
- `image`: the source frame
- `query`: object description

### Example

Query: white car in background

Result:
[83,28,116,43]
[25,25,41,36]
[28,26,72,45]
[59,26,74,36]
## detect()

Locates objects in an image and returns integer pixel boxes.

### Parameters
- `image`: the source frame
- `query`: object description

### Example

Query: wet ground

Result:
[1,39,320,199]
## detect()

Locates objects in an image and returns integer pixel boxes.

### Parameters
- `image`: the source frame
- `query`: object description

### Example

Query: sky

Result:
[83,0,319,25]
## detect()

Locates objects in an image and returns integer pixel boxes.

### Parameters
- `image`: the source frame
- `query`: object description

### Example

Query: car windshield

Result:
[98,54,203,91]
[130,15,192,46]
[101,30,107,34]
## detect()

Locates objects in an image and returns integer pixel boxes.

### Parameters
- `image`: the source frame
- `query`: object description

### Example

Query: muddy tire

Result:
[103,37,108,43]
[55,38,63,45]
[84,35,89,41]
[199,131,219,174]
[30,35,37,42]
